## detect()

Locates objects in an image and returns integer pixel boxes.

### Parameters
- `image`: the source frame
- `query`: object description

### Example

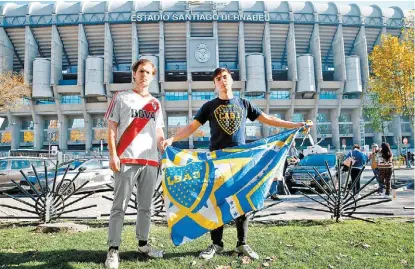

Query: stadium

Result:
[0,1,412,155]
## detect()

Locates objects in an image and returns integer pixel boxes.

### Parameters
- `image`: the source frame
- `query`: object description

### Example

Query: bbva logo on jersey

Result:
[130,109,156,120]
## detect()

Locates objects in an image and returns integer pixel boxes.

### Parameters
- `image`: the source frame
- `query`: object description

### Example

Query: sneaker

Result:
[199,244,224,260]
[105,249,119,269]
[381,193,391,199]
[235,244,259,260]
[138,244,163,258]
[271,194,281,201]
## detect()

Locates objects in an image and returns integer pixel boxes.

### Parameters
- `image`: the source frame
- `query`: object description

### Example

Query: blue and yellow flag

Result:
[161,127,304,246]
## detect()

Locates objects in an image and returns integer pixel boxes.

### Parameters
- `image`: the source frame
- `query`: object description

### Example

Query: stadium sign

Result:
[131,12,276,22]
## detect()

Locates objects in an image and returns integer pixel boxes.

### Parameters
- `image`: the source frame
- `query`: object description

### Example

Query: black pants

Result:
[211,214,248,247]
[350,168,361,195]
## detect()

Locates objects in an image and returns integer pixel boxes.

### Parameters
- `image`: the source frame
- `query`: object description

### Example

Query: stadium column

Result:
[29,101,42,150]
[309,108,317,141]
[334,86,344,151]
[286,18,297,122]
[330,17,347,144]
[330,14,347,151]
[186,16,193,149]
[330,109,340,150]
[351,21,369,149]
[50,22,66,152]
[308,11,322,141]
[353,25,369,96]
[59,115,69,152]
[132,21,139,70]
[7,111,19,150]
[263,19,272,137]
[24,26,38,85]
[309,17,323,94]
[25,21,43,150]
[213,12,219,68]
[104,22,114,86]
[238,4,247,97]
[352,107,362,145]
[158,19,168,138]
[0,27,14,73]
[79,23,91,154]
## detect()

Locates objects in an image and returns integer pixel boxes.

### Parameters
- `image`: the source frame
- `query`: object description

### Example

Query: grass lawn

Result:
[0,218,413,269]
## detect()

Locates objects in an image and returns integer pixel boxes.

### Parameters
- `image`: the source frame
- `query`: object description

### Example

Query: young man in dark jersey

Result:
[162,67,313,260]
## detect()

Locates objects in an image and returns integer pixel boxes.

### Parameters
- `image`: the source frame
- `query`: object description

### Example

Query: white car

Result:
[20,158,113,195]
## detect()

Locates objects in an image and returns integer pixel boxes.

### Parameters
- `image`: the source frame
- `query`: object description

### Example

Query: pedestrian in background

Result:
[345,144,367,198]
[378,142,393,198]
[370,143,383,194]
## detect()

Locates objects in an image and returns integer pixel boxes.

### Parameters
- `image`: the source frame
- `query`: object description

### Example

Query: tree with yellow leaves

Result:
[365,23,414,133]
[0,71,31,110]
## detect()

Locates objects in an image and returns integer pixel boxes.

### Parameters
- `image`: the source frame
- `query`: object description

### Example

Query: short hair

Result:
[353,144,360,150]
[132,59,156,75]
[212,67,232,81]
[372,143,379,148]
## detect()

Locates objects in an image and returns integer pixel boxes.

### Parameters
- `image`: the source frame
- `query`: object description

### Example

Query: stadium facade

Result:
[0,1,412,154]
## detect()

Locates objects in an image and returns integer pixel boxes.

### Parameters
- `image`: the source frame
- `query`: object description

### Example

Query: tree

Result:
[363,92,393,135]
[0,71,31,110]
[366,24,415,129]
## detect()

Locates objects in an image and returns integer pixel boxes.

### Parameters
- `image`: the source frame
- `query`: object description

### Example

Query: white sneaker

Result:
[381,193,391,199]
[235,244,259,260]
[199,244,224,260]
[105,249,119,269]
[138,244,163,258]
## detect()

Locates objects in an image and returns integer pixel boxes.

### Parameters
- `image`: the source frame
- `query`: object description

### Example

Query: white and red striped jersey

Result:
[105,90,164,167]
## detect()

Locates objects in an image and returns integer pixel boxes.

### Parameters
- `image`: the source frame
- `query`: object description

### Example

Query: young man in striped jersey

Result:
[105,59,165,269]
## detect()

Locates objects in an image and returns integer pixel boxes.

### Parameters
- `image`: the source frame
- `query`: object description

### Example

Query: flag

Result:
[161,127,305,246]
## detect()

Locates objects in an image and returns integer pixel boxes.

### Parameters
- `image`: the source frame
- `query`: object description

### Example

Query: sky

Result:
[0,0,413,12]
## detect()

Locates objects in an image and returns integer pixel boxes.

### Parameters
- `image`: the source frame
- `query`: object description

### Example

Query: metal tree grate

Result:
[248,195,286,224]
[298,161,394,223]
[0,161,97,222]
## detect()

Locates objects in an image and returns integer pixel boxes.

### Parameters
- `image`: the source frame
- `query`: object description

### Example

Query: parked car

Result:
[0,157,55,192]
[285,153,338,193]
[20,158,113,195]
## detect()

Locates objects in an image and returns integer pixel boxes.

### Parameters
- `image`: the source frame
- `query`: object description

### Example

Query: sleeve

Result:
[156,101,165,129]
[243,98,263,122]
[105,92,120,123]
[194,102,210,125]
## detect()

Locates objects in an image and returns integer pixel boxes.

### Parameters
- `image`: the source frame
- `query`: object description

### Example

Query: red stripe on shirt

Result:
[120,158,159,167]
[116,99,159,157]
[104,92,119,120]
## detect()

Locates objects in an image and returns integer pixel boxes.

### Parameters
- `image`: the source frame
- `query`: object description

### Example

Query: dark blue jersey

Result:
[194,97,262,151]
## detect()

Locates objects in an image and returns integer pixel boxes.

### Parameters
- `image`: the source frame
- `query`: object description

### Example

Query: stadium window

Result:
[35,98,55,105]
[192,92,214,100]
[270,91,290,99]
[61,95,82,104]
[165,92,188,101]
[320,91,337,99]
[245,93,265,100]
